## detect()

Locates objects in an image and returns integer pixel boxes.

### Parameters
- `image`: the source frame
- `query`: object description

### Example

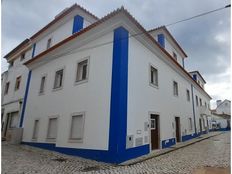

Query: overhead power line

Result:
[2,4,231,67]
[45,4,231,60]
[166,4,231,27]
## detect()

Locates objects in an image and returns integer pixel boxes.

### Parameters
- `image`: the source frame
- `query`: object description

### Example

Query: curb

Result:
[120,132,224,166]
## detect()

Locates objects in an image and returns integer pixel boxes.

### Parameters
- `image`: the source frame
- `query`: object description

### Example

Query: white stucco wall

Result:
[216,101,231,115]
[127,36,211,149]
[23,32,113,150]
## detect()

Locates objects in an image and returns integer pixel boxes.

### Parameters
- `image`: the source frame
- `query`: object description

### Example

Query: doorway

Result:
[175,117,181,142]
[150,114,160,150]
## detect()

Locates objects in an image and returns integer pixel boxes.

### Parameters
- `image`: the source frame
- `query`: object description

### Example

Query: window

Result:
[47,38,52,49]
[20,52,25,61]
[205,102,207,107]
[186,89,190,101]
[150,66,158,87]
[188,118,193,131]
[196,95,199,106]
[200,98,202,106]
[173,81,178,96]
[32,120,39,140]
[53,69,63,89]
[47,117,58,140]
[39,76,46,94]
[15,76,21,91]
[4,82,10,95]
[173,52,177,61]
[9,112,19,128]
[70,114,85,140]
[76,59,89,82]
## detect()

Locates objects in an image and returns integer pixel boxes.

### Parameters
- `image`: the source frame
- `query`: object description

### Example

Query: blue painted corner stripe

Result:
[72,15,84,34]
[109,27,129,157]
[19,71,32,127]
[157,34,165,48]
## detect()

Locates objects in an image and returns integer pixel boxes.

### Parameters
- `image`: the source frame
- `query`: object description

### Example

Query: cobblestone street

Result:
[2,132,230,174]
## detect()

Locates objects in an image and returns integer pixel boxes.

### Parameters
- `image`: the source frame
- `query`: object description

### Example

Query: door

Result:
[175,117,181,142]
[199,118,202,133]
[150,114,159,150]
[4,113,10,137]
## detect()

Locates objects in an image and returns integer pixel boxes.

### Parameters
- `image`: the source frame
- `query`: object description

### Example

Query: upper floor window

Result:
[47,38,52,49]
[39,76,46,94]
[195,95,199,106]
[150,66,158,87]
[186,89,190,101]
[76,59,89,82]
[20,52,25,61]
[173,52,177,61]
[199,98,202,106]
[173,81,178,96]
[15,76,21,91]
[205,102,207,107]
[53,69,64,89]
[4,82,10,95]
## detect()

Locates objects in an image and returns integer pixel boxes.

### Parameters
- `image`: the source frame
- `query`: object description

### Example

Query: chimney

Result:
[216,100,222,107]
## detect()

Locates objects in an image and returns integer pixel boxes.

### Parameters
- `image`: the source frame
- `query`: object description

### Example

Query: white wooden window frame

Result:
[75,57,90,85]
[173,81,178,96]
[149,64,159,88]
[39,74,47,95]
[53,67,65,91]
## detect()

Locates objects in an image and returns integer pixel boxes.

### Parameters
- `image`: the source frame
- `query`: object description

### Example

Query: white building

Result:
[2,4,212,163]
[213,99,231,115]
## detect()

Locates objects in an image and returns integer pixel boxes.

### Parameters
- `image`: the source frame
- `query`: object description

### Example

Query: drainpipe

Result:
[191,84,197,134]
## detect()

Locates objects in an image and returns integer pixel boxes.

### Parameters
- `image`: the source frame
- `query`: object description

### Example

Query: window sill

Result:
[68,139,83,143]
[173,94,179,97]
[31,138,38,142]
[52,86,63,92]
[149,83,159,89]
[75,79,88,86]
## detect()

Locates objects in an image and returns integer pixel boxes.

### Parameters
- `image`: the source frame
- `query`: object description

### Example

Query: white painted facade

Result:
[23,32,113,150]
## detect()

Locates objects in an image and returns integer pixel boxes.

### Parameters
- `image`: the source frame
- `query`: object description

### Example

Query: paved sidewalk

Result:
[121,131,223,165]
[2,131,230,174]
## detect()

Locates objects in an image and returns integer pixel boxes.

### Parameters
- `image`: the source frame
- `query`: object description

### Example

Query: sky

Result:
[1,0,231,108]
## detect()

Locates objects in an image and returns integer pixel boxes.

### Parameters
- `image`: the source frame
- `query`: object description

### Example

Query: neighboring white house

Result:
[213,99,231,115]
[2,4,213,163]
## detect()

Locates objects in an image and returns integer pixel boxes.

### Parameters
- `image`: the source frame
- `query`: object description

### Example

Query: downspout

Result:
[191,84,197,134]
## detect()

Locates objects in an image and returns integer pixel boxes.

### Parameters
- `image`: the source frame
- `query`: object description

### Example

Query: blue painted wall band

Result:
[109,26,129,158]
[19,71,32,127]
[191,84,197,134]
[19,43,36,127]
[162,138,176,148]
[157,34,165,48]
[72,15,84,34]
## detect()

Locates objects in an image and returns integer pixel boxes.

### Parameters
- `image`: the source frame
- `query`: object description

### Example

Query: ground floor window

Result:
[69,113,85,141]
[32,120,39,140]
[188,118,193,131]
[47,117,58,140]
[9,112,19,128]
